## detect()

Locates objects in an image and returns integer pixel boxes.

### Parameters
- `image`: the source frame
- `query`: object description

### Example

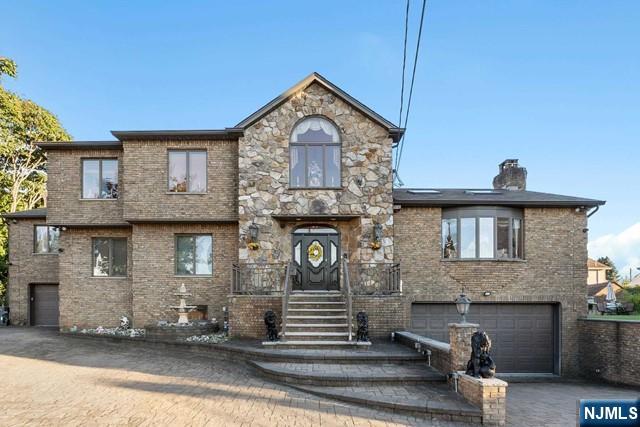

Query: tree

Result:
[0,57,71,304]
[597,256,621,283]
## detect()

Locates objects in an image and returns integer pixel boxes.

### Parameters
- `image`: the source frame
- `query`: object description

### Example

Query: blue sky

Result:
[2,1,639,276]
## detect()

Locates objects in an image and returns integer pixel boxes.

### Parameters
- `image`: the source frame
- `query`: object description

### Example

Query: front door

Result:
[292,227,340,291]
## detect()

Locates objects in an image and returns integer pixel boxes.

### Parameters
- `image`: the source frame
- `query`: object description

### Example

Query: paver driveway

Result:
[1,328,637,426]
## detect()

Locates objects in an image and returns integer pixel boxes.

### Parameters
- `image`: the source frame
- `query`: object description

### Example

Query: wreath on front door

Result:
[307,241,323,264]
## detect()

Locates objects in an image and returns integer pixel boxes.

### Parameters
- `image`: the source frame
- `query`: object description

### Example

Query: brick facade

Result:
[58,227,133,328]
[228,295,282,338]
[394,206,588,376]
[130,223,237,327]
[7,218,60,325]
[578,318,640,387]
[122,140,238,221]
[46,149,127,226]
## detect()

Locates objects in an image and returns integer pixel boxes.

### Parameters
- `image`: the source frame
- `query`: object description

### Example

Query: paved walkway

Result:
[1,328,637,426]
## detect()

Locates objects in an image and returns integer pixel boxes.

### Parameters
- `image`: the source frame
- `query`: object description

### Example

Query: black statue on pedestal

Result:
[264,310,279,341]
[465,331,496,378]
[356,311,369,342]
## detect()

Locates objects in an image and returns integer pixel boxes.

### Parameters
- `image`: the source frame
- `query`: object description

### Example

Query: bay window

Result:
[442,207,524,260]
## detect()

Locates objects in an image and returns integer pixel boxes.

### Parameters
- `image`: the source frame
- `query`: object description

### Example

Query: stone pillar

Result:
[457,373,508,426]
[448,322,478,372]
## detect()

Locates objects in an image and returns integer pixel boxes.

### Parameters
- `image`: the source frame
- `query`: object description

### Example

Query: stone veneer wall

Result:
[122,140,238,221]
[131,223,238,327]
[238,82,394,264]
[46,149,127,226]
[394,206,588,377]
[578,318,640,387]
[7,218,60,325]
[228,295,282,338]
[58,227,132,328]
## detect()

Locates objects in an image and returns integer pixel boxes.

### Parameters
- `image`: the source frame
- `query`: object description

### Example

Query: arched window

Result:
[290,117,341,188]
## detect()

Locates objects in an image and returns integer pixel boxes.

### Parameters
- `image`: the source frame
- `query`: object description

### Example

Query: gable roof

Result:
[393,188,605,208]
[587,258,612,270]
[236,72,404,142]
[587,282,623,297]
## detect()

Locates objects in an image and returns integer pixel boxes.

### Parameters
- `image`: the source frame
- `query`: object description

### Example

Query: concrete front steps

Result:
[249,361,445,386]
[290,384,482,423]
[247,345,481,423]
[266,291,366,349]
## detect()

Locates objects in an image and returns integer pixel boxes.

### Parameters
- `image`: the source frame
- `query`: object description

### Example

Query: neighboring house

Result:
[4,72,605,377]
[587,281,623,301]
[628,274,640,288]
[587,258,612,285]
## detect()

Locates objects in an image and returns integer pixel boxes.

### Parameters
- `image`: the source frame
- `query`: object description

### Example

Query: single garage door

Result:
[411,303,557,374]
[30,284,59,327]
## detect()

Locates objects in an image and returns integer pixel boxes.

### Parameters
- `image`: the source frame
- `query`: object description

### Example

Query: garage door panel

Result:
[31,284,59,327]
[410,303,556,373]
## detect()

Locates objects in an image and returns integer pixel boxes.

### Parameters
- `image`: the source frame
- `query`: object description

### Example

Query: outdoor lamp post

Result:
[455,292,471,323]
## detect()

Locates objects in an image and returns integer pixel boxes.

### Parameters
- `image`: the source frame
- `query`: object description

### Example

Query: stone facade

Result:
[578,318,640,387]
[6,218,60,325]
[122,140,238,221]
[394,206,588,376]
[238,82,394,264]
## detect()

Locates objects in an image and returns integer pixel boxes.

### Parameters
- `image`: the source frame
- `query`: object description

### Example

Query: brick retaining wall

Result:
[228,295,282,339]
[578,318,640,387]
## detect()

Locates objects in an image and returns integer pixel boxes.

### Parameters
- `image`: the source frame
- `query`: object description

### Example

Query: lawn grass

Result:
[587,314,640,321]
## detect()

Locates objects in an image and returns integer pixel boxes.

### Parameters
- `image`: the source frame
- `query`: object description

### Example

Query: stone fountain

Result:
[171,283,197,325]
[144,283,220,342]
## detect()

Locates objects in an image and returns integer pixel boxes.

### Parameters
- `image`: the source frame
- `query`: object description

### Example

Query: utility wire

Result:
[398,0,410,128]
[394,0,427,181]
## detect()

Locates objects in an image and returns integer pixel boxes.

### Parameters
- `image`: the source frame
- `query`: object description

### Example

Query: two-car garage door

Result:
[410,303,558,374]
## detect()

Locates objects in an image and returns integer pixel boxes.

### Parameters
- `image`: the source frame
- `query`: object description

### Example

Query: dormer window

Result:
[290,117,341,188]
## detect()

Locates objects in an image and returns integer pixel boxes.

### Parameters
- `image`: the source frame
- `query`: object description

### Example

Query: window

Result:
[82,159,118,199]
[34,226,59,254]
[290,117,341,188]
[92,238,127,277]
[168,151,207,193]
[441,207,524,260]
[176,235,213,275]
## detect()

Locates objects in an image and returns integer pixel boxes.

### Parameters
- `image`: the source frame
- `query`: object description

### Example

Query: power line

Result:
[398,0,410,128]
[394,0,427,181]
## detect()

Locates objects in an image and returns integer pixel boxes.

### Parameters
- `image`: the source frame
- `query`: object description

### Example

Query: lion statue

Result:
[465,330,496,378]
[264,310,279,341]
[356,311,369,342]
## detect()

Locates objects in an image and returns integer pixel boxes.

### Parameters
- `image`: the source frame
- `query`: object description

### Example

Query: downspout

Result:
[587,206,599,218]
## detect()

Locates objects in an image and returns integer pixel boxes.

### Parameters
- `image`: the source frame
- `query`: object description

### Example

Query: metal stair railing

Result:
[280,262,292,339]
[342,255,353,341]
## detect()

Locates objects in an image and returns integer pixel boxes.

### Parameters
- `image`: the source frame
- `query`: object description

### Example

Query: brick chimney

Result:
[492,159,527,191]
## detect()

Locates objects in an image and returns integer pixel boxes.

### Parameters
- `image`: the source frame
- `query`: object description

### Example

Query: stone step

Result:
[291,291,341,295]
[289,301,345,305]
[287,384,481,423]
[286,315,347,322]
[261,340,371,350]
[289,293,343,299]
[287,323,349,328]
[282,332,350,341]
[288,308,346,313]
[249,361,446,387]
[286,325,349,334]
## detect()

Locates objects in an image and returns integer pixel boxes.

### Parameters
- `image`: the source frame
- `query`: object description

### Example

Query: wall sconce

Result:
[455,291,471,323]
[483,291,491,297]
[61,226,67,231]
[247,223,260,250]
[370,223,383,250]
